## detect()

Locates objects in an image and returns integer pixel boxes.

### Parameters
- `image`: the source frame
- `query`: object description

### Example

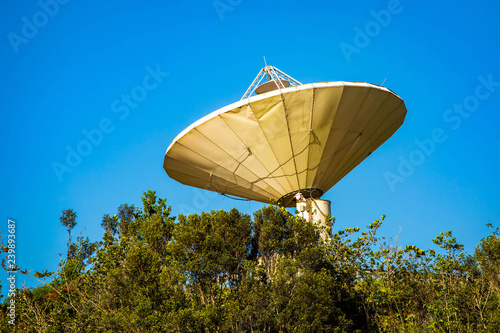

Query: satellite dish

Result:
[164,66,407,221]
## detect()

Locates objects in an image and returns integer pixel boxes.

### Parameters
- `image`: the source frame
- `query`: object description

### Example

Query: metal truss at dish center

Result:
[164,66,407,223]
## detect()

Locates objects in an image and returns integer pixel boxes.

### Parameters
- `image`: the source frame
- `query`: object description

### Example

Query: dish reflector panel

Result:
[164,80,406,206]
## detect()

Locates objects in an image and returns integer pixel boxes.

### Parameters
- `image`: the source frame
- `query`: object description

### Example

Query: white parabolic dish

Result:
[164,80,407,207]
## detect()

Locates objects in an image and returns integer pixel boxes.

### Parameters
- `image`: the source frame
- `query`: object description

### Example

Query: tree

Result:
[1,191,499,332]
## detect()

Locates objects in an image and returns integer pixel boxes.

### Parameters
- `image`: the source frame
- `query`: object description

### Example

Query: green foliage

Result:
[59,208,77,232]
[1,191,499,332]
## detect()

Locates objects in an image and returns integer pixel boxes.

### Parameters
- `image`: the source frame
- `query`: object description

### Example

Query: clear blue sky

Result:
[1,0,499,290]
